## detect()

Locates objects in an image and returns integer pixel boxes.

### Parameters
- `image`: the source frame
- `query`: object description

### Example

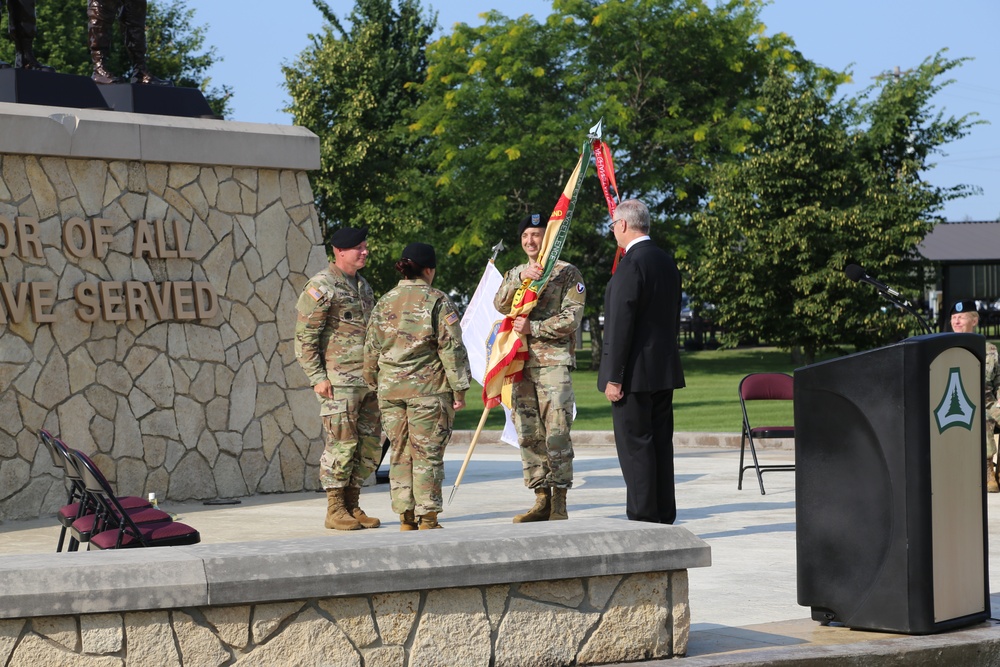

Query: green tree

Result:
[686,52,978,363]
[0,0,231,117]
[283,0,436,293]
[411,0,798,366]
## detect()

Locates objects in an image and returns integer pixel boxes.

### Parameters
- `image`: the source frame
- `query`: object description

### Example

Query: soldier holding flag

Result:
[494,213,586,522]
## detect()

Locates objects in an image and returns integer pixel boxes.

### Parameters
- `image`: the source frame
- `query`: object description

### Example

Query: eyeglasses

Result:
[609,218,621,230]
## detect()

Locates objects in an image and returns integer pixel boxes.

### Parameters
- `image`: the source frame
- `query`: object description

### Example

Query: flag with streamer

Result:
[589,119,624,273]
[482,141,593,409]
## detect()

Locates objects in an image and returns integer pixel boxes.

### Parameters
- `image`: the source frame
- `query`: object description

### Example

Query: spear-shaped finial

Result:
[588,117,604,141]
[489,239,504,262]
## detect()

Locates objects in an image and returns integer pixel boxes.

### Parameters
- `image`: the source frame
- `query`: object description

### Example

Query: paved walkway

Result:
[2,437,999,663]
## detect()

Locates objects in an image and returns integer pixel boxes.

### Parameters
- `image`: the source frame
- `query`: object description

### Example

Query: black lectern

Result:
[795,333,989,634]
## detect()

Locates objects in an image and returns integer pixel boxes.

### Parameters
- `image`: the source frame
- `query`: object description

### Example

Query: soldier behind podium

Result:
[295,227,382,530]
[0,0,53,70]
[88,0,169,84]
[950,300,1000,493]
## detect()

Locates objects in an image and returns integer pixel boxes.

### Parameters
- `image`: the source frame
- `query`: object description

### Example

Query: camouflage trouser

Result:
[512,364,574,489]
[380,393,454,515]
[319,386,381,489]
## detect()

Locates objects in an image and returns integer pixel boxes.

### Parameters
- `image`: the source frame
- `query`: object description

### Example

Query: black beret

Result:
[518,213,546,237]
[950,300,978,315]
[330,227,367,249]
[402,242,436,269]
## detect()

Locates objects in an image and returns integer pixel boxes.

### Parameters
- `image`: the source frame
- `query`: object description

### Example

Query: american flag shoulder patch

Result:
[307,287,324,301]
[445,312,459,325]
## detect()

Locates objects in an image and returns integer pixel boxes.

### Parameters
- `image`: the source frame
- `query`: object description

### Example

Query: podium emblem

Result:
[933,367,976,433]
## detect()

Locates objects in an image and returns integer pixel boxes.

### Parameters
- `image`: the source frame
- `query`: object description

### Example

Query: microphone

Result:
[844,264,903,299]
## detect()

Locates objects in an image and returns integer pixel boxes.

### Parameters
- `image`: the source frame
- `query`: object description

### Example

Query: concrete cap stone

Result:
[0,102,320,170]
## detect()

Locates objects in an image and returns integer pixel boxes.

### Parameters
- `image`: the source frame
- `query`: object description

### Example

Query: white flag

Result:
[461,262,519,447]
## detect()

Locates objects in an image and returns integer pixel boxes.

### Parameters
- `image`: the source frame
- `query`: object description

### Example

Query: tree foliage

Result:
[283,0,980,365]
[685,52,978,363]
[0,0,231,117]
[410,0,800,365]
[283,0,436,293]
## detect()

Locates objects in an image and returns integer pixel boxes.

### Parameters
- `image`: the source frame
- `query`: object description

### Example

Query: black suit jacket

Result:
[597,240,685,393]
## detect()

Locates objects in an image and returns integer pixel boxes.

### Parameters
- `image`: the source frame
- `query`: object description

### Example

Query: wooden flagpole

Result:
[448,405,491,505]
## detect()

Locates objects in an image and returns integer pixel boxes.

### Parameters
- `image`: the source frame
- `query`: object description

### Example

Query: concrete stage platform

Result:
[2,438,999,664]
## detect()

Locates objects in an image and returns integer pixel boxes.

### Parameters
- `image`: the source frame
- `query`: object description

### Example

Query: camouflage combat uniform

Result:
[295,264,381,490]
[363,279,471,516]
[494,260,585,489]
[986,342,1000,459]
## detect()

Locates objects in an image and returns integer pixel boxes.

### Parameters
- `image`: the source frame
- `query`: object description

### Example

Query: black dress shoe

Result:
[130,67,172,86]
[15,51,55,73]
[92,64,123,84]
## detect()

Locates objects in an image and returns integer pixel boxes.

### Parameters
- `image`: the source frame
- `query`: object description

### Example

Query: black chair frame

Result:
[738,372,796,495]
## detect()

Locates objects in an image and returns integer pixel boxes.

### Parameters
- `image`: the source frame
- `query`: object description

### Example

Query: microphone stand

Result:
[873,289,934,336]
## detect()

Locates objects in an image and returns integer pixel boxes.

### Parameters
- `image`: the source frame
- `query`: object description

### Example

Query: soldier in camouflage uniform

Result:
[494,213,586,522]
[363,242,471,530]
[950,300,1000,493]
[295,227,382,531]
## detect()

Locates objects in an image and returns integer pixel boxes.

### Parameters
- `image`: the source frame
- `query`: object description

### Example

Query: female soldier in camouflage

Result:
[363,243,471,530]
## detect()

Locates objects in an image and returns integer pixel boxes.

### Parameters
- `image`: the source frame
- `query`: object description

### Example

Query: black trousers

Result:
[3,0,36,40]
[612,389,676,524]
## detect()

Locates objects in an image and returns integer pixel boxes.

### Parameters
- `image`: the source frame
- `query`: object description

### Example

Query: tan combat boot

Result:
[344,486,381,528]
[399,510,418,531]
[987,459,999,494]
[549,487,568,520]
[513,488,551,523]
[324,488,362,530]
[418,511,442,529]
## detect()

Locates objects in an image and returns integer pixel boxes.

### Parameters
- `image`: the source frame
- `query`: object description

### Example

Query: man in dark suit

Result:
[597,199,685,524]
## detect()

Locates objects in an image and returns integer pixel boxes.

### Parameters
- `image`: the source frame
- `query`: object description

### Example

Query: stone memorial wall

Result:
[0,105,326,520]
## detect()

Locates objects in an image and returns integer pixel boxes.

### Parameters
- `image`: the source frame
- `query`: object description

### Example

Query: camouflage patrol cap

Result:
[330,227,367,249]
[950,300,978,315]
[402,242,436,269]
[518,213,546,236]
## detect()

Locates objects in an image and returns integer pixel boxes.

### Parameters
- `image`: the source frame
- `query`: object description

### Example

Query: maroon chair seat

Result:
[90,519,201,550]
[737,372,796,495]
[71,505,174,544]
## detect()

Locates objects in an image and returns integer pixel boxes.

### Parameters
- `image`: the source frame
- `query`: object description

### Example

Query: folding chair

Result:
[72,450,200,549]
[43,435,153,551]
[66,449,172,547]
[737,373,795,495]
[38,430,88,552]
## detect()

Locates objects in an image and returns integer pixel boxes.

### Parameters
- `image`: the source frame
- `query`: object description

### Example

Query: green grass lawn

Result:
[454,345,810,433]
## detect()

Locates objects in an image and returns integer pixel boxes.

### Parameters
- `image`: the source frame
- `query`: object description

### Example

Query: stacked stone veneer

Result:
[0,105,327,520]
[0,572,688,666]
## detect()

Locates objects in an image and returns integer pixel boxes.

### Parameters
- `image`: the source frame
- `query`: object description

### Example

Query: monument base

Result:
[97,82,218,119]
[0,520,707,663]
[0,68,108,109]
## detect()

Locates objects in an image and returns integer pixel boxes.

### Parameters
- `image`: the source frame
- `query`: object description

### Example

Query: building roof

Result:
[918,221,1000,262]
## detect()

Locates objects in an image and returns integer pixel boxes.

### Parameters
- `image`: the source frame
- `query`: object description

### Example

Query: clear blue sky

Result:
[195,0,1000,222]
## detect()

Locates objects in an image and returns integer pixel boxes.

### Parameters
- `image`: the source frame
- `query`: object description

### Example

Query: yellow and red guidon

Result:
[482,146,590,409]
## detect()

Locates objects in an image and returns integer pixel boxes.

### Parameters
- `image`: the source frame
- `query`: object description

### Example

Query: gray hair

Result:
[615,199,650,234]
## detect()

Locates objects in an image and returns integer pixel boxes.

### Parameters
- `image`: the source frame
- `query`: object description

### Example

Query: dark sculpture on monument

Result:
[88,0,169,85]
[0,0,53,71]
[0,0,213,117]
